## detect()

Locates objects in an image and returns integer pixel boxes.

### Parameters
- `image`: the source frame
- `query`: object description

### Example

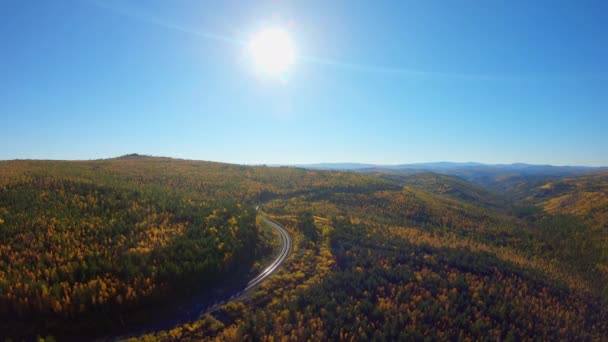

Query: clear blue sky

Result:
[1,0,607,165]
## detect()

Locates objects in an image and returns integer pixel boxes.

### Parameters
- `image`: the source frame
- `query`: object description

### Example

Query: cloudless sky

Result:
[1,0,607,165]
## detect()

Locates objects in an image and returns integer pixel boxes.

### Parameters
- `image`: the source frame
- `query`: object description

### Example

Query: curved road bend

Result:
[112,214,291,341]
[198,214,292,316]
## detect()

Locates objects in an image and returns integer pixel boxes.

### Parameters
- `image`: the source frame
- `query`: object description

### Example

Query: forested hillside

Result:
[137,215,608,341]
[371,172,505,209]
[1,157,607,340]
[520,171,608,298]
[0,159,273,339]
[525,171,608,227]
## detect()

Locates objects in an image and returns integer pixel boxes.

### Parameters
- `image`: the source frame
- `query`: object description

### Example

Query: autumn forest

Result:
[1,156,607,340]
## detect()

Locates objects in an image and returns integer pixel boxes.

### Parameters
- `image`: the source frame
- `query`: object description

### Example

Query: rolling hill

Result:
[525,171,608,228]
[1,156,607,340]
[296,162,607,192]
[365,171,506,209]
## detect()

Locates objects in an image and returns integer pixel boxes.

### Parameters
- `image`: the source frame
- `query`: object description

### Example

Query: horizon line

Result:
[1,154,607,169]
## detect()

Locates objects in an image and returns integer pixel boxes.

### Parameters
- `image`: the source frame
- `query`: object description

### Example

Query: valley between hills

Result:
[1,155,607,340]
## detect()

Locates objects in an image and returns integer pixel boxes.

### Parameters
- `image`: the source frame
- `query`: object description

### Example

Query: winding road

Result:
[197,213,292,316]
[111,213,292,341]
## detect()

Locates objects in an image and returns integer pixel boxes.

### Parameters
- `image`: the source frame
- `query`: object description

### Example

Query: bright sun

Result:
[248,28,296,75]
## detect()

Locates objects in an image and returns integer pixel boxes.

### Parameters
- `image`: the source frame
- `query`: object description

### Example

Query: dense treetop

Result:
[1,157,607,340]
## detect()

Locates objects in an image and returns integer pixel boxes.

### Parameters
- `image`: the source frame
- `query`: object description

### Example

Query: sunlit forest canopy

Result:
[1,157,608,340]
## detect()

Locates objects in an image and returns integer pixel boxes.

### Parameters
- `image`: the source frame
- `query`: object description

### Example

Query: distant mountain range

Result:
[292,162,608,190]
[295,162,606,173]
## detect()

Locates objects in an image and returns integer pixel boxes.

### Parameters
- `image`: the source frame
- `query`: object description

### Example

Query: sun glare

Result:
[248,28,296,76]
